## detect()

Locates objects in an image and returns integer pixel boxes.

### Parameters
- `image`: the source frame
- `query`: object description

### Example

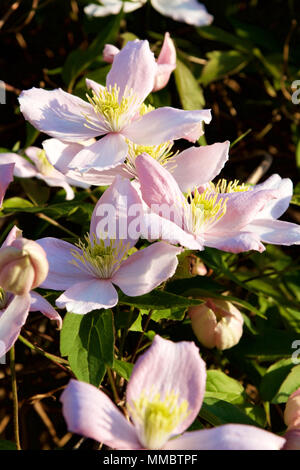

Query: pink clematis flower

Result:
[0,162,14,207]
[36,176,182,314]
[0,147,90,200]
[103,32,177,92]
[85,0,213,27]
[135,152,300,253]
[41,136,229,191]
[61,335,285,450]
[19,40,211,174]
[0,226,62,355]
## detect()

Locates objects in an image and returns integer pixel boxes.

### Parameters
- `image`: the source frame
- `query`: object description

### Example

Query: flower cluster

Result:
[1,36,299,451]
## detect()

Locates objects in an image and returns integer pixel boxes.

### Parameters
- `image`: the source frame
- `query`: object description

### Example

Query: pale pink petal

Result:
[19,88,104,142]
[153,33,176,92]
[254,175,293,220]
[90,176,142,249]
[141,212,203,250]
[124,107,212,145]
[37,174,75,200]
[67,165,129,186]
[166,141,230,192]
[0,153,37,178]
[0,294,31,354]
[0,162,14,206]
[151,0,213,27]
[136,152,186,225]
[247,219,300,245]
[212,189,279,233]
[68,134,128,172]
[84,1,123,17]
[127,335,206,437]
[1,226,22,249]
[112,242,182,296]
[85,78,105,95]
[103,44,120,63]
[164,425,285,450]
[61,379,142,450]
[30,291,62,329]
[205,232,265,254]
[56,279,118,314]
[36,238,91,290]
[106,40,157,105]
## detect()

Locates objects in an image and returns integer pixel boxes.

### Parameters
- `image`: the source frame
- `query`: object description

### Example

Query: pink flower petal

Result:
[103,44,120,63]
[205,232,265,253]
[0,153,37,178]
[136,152,186,226]
[0,294,31,354]
[124,107,212,145]
[151,0,213,27]
[253,175,293,220]
[153,33,176,92]
[37,238,91,290]
[126,335,206,437]
[85,78,105,95]
[56,279,118,314]
[112,242,182,296]
[1,225,22,248]
[30,291,62,329]
[166,141,230,192]
[19,88,104,142]
[164,424,285,450]
[90,176,142,249]
[106,40,157,106]
[0,162,14,206]
[68,134,128,172]
[247,219,300,245]
[61,379,142,450]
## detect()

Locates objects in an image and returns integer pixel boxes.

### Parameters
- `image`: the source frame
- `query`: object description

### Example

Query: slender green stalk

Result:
[18,335,69,368]
[36,212,78,238]
[107,367,120,404]
[10,346,21,450]
[131,309,154,363]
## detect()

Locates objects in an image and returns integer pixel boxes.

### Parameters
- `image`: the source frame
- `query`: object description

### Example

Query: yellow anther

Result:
[129,389,190,450]
[125,140,175,178]
[211,178,252,194]
[70,233,130,279]
[0,288,7,309]
[186,187,227,234]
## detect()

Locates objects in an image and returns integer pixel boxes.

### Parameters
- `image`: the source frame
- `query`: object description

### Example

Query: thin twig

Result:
[280,19,297,100]
[10,346,21,450]
[107,368,120,404]
[246,152,273,185]
[36,213,78,238]
[131,310,154,363]
[18,334,70,369]
[0,1,21,30]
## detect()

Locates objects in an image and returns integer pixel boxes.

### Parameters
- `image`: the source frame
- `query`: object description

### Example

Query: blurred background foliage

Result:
[0,0,300,449]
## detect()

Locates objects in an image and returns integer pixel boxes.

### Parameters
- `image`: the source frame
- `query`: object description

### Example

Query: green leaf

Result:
[60,310,114,387]
[197,25,253,53]
[174,59,205,109]
[201,397,261,427]
[0,439,17,450]
[205,370,244,403]
[118,290,203,310]
[260,358,296,402]
[2,197,34,210]
[62,13,122,88]
[20,179,50,205]
[112,359,134,381]
[272,365,300,404]
[200,50,250,86]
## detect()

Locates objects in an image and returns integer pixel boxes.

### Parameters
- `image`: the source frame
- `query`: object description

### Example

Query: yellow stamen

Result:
[70,233,130,279]
[211,178,252,194]
[85,84,138,132]
[0,288,8,310]
[124,140,175,178]
[186,187,227,234]
[128,389,190,450]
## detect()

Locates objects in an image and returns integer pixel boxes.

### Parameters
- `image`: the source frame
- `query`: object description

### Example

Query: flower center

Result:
[125,140,174,178]
[35,150,55,176]
[85,84,138,132]
[128,389,190,450]
[185,187,227,234]
[70,233,129,279]
[211,178,252,193]
[0,288,8,310]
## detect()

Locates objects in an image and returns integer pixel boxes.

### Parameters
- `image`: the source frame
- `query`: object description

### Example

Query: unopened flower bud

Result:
[284,388,300,430]
[175,251,207,279]
[103,44,120,63]
[188,298,244,350]
[0,238,48,295]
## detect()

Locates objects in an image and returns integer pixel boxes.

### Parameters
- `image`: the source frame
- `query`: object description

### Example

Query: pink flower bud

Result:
[0,238,48,295]
[283,428,300,450]
[103,44,120,63]
[284,388,300,430]
[153,33,176,92]
[189,298,244,350]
